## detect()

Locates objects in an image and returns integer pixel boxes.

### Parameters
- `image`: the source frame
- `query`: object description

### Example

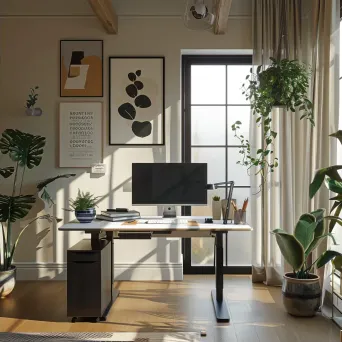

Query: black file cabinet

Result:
[67,239,112,321]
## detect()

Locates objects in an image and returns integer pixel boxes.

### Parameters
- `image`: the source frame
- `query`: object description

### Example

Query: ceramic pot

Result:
[212,200,221,220]
[75,208,96,223]
[0,266,16,298]
[282,272,321,317]
[26,107,42,116]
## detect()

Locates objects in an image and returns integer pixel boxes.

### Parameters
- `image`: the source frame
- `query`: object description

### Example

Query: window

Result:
[182,55,252,274]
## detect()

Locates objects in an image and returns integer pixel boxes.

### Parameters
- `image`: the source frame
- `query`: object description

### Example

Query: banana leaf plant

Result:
[309,131,342,234]
[271,209,342,279]
[0,129,75,271]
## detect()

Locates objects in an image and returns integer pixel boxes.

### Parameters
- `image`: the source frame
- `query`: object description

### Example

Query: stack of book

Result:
[96,210,140,222]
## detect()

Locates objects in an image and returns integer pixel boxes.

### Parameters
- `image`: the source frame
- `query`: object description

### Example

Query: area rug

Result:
[0,332,199,342]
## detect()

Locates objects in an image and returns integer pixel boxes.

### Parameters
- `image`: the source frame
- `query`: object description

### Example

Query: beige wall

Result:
[0,0,252,280]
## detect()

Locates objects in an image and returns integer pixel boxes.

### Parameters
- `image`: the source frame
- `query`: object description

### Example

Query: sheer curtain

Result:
[251,0,339,285]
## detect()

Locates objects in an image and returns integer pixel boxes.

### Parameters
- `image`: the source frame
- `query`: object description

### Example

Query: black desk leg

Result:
[211,232,230,323]
[106,232,120,304]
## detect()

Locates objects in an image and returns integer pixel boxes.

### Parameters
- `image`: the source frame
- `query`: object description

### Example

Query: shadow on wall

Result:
[4,98,180,281]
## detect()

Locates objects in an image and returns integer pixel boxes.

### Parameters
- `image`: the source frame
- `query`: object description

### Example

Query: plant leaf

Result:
[316,250,342,269]
[330,131,342,145]
[325,177,342,194]
[0,129,46,169]
[37,174,76,191]
[0,167,14,178]
[271,230,305,271]
[0,195,36,223]
[294,217,317,250]
[309,166,342,198]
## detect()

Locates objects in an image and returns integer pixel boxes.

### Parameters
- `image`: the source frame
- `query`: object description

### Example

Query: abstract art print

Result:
[109,57,165,145]
[60,40,103,97]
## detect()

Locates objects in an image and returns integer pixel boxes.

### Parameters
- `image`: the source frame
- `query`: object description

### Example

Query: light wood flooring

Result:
[0,275,340,342]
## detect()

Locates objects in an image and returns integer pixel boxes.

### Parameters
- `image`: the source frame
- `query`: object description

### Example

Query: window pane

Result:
[227,148,251,186]
[227,65,252,105]
[191,65,226,104]
[192,147,225,184]
[227,106,251,145]
[191,106,225,145]
[227,188,252,266]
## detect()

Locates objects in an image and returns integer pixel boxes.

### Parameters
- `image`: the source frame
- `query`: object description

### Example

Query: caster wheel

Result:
[71,317,77,323]
[99,316,106,322]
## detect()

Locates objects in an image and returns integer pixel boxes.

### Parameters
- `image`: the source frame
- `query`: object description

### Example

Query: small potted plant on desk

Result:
[68,190,100,223]
[25,86,42,116]
[212,196,221,220]
[272,209,342,317]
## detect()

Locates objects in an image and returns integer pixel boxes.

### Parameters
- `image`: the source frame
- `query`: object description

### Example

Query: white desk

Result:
[59,216,252,323]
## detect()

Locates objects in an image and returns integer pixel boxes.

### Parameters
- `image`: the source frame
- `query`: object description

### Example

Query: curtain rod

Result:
[0,14,251,20]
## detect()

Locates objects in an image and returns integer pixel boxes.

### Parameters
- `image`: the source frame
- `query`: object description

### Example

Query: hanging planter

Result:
[231,57,314,180]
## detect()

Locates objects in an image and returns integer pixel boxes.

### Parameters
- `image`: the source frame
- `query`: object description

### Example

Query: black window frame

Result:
[181,54,252,275]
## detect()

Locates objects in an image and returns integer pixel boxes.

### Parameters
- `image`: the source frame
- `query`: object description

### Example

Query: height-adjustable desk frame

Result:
[59,217,252,323]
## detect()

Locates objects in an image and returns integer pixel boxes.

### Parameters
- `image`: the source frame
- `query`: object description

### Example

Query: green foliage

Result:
[69,190,100,211]
[309,131,342,233]
[25,86,39,109]
[232,58,314,181]
[272,208,342,279]
[212,196,220,201]
[0,129,75,271]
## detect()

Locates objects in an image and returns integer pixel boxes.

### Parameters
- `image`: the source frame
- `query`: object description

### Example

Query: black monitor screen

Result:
[132,163,207,205]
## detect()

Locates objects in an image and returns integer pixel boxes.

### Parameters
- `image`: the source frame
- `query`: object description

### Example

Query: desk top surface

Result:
[59,216,252,232]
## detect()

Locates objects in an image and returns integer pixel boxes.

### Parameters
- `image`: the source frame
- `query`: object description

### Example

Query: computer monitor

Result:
[132,163,207,206]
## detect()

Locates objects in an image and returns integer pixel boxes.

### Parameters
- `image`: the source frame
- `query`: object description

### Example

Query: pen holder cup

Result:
[234,210,246,224]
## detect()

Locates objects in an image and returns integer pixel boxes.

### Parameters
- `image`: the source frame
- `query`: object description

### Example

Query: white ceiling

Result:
[0,0,252,17]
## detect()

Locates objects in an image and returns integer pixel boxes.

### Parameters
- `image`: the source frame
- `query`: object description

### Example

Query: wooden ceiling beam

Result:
[88,0,118,34]
[214,0,233,35]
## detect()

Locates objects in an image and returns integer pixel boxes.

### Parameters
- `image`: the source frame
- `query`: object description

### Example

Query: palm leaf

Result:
[0,167,14,178]
[330,202,342,232]
[0,194,36,223]
[37,174,76,191]
[0,129,45,169]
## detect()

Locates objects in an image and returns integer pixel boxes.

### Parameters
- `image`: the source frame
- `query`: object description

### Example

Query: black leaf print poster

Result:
[109,57,165,146]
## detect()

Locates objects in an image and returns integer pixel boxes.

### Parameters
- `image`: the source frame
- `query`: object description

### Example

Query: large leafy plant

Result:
[272,209,342,279]
[68,190,100,211]
[232,58,314,180]
[0,129,75,271]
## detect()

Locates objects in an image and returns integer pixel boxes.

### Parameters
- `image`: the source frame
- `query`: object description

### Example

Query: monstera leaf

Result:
[0,167,14,178]
[0,129,46,169]
[0,195,36,223]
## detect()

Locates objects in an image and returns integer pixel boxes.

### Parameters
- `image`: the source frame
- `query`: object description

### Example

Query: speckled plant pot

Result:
[282,272,321,317]
[0,266,16,298]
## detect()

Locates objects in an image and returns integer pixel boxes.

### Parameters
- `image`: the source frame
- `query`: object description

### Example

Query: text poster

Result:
[59,102,102,167]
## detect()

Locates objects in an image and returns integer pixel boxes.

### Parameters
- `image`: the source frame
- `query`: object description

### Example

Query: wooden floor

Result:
[0,275,340,342]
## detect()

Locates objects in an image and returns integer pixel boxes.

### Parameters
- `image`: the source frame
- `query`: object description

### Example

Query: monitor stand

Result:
[162,206,176,218]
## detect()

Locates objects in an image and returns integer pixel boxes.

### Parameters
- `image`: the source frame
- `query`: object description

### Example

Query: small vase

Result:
[0,266,16,298]
[212,201,221,220]
[75,208,96,223]
[26,107,42,116]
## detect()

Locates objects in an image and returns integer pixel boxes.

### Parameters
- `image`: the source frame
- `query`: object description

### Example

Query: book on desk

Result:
[96,209,140,222]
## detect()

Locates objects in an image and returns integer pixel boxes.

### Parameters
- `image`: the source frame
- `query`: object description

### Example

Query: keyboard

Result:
[144,219,189,224]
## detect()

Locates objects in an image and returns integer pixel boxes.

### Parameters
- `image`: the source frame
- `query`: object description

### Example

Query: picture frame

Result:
[60,40,103,97]
[59,102,103,168]
[108,56,165,146]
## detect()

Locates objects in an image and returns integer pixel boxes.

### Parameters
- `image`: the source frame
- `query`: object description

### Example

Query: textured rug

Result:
[0,332,199,342]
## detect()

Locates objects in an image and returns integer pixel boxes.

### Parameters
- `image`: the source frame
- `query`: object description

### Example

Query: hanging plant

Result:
[232,57,314,180]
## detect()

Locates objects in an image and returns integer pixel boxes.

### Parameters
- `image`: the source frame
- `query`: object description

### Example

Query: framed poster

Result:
[60,40,103,97]
[109,56,165,146]
[59,102,103,168]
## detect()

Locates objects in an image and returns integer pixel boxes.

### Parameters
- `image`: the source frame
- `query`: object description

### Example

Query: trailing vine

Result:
[232,58,314,181]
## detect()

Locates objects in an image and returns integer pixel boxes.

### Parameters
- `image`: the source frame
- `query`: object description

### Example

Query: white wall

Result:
[0,0,252,280]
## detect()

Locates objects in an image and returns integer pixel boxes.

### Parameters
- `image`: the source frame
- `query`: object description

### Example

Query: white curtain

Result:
[251,0,339,286]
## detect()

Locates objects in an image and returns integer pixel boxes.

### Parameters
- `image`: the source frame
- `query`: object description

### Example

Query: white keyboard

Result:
[144,219,189,224]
